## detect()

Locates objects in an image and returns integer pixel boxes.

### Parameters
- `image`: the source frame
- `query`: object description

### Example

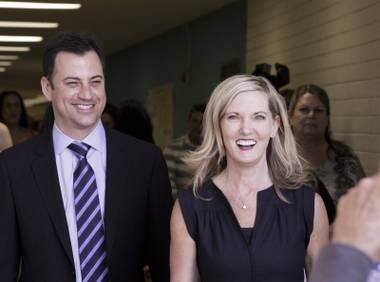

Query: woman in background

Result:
[0,91,35,145]
[116,99,155,144]
[288,84,365,202]
[101,102,119,129]
[171,75,328,282]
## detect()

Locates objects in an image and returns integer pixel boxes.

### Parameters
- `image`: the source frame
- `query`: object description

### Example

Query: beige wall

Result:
[246,0,380,174]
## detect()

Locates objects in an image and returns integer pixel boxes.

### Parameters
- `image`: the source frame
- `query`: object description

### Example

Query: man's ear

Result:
[271,115,280,138]
[40,76,53,101]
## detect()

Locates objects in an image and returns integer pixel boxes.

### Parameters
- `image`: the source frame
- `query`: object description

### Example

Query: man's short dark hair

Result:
[42,32,105,81]
[189,103,206,119]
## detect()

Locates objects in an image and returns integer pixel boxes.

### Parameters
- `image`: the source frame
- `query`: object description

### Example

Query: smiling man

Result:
[0,32,172,282]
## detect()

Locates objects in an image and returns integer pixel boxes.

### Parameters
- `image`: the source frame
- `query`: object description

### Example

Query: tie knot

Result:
[68,142,90,158]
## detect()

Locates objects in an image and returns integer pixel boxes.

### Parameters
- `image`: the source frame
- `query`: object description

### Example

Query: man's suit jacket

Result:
[310,243,373,282]
[0,128,173,282]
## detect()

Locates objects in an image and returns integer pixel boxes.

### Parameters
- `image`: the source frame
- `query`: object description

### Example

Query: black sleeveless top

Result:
[178,180,315,282]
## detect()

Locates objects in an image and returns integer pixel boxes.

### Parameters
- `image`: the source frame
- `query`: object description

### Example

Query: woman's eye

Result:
[315,108,324,113]
[299,108,310,114]
[227,114,238,120]
[255,115,266,120]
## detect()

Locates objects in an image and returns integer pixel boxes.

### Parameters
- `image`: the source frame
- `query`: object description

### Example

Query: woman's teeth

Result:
[236,139,257,147]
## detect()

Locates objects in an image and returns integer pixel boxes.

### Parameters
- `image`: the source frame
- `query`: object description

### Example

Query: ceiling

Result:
[0,0,237,98]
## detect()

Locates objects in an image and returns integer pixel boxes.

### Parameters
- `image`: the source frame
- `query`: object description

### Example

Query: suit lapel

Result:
[104,130,124,255]
[31,132,74,267]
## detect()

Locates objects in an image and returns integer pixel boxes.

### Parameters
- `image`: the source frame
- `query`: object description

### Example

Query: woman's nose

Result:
[239,119,252,134]
[307,109,316,117]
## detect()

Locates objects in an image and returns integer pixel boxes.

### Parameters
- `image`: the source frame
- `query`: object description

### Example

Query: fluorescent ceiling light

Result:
[0,67,6,72]
[0,35,42,42]
[0,61,12,66]
[0,55,19,60]
[0,1,81,10]
[0,46,30,52]
[0,21,58,28]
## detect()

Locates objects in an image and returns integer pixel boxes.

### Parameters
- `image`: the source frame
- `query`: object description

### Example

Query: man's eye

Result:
[67,81,78,87]
[91,80,102,86]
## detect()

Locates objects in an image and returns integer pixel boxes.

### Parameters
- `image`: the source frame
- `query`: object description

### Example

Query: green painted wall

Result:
[106,0,246,137]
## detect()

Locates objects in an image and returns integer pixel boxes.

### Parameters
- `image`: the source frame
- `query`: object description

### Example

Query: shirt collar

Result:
[53,120,106,155]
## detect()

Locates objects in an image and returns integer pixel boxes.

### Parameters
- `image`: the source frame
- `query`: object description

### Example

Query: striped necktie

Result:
[68,142,109,282]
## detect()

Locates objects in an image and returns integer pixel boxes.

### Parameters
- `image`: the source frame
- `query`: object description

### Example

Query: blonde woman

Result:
[170,75,328,282]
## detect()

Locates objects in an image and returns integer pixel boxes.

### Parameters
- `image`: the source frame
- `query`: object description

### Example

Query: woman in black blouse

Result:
[170,75,329,282]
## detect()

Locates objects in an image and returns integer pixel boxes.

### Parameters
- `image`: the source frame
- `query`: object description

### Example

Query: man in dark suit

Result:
[0,32,172,281]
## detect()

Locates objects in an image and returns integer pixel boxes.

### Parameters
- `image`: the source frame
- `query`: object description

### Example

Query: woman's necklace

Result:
[237,188,256,210]
[221,172,256,210]
[238,194,248,209]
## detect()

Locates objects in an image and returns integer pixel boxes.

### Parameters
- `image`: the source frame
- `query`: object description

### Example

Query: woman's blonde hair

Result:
[185,75,313,198]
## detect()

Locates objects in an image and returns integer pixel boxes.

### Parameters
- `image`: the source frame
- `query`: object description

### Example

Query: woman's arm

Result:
[305,193,329,275]
[170,200,199,282]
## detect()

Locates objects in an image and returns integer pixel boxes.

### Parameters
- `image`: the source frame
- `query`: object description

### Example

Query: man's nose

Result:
[78,83,92,99]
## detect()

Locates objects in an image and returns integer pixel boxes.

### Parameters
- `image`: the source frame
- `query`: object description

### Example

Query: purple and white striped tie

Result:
[68,142,109,282]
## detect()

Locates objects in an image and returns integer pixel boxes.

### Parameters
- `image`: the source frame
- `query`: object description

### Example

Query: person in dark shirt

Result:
[170,75,329,282]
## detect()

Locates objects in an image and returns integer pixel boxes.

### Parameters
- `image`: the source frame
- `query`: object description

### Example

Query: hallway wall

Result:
[106,1,246,139]
[246,0,380,174]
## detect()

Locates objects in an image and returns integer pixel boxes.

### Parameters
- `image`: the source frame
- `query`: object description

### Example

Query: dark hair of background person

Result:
[251,62,290,90]
[116,99,155,144]
[39,102,55,134]
[0,90,29,128]
[42,32,105,83]
[279,88,294,109]
[102,103,119,129]
[315,175,336,224]
[188,103,206,118]
[288,84,365,193]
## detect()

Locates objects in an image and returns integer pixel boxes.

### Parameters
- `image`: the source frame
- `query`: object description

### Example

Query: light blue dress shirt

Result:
[53,121,107,282]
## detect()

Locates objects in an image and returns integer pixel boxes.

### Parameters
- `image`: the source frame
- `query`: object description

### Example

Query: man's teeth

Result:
[236,140,257,146]
[76,104,93,109]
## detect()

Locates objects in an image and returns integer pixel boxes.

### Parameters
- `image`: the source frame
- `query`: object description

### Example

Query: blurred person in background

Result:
[116,99,154,144]
[288,84,365,203]
[164,103,206,197]
[101,102,119,129]
[279,88,294,109]
[0,90,35,145]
